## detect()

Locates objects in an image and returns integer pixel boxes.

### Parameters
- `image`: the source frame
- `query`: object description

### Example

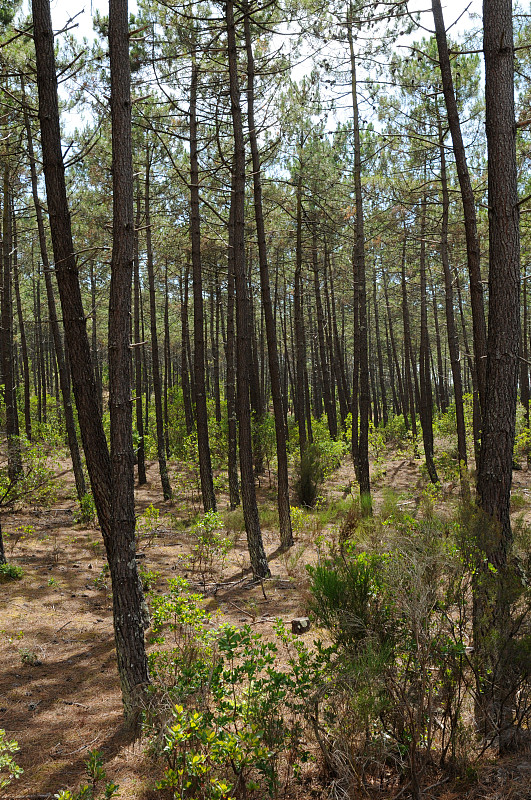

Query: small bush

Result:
[0,728,22,789]
[0,562,23,581]
[55,750,119,800]
[74,493,97,526]
[295,444,323,508]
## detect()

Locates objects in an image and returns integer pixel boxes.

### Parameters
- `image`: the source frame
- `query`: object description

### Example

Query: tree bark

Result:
[189,55,216,512]
[32,0,149,721]
[144,149,172,500]
[475,0,520,751]
[244,2,292,548]
[226,0,270,578]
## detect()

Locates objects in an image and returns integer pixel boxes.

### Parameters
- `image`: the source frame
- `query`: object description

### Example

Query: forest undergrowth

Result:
[2,409,531,800]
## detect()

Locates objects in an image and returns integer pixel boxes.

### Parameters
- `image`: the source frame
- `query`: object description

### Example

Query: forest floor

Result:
[2,443,531,800]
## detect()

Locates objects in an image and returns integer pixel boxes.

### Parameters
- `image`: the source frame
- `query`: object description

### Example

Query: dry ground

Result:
[1,450,531,800]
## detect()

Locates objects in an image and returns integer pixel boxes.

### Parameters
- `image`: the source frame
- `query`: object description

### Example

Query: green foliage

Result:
[146,580,324,797]
[0,438,58,509]
[294,444,323,508]
[311,416,347,477]
[307,513,479,781]
[381,413,409,446]
[147,577,216,697]
[137,503,163,547]
[190,511,232,587]
[55,750,119,800]
[74,493,97,526]
[289,505,310,536]
[0,729,22,789]
[0,562,23,580]
[308,551,392,651]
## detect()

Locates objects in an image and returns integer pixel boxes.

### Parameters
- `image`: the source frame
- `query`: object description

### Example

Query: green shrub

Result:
[0,562,23,581]
[74,493,97,526]
[294,444,323,508]
[55,750,118,800]
[0,729,22,789]
[146,582,320,798]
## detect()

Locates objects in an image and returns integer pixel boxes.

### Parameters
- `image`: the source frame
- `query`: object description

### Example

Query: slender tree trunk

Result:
[12,209,32,442]
[180,261,194,435]
[244,3,292,548]
[348,8,370,506]
[432,0,487,414]
[373,268,388,427]
[22,82,87,500]
[401,235,417,438]
[226,182,240,511]
[313,223,337,438]
[134,195,147,485]
[144,150,172,500]
[418,193,439,483]
[439,129,468,484]
[189,55,216,512]
[226,0,269,577]
[2,169,22,482]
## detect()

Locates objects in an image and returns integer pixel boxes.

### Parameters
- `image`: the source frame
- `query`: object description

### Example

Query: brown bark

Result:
[244,3,292,548]
[226,0,270,578]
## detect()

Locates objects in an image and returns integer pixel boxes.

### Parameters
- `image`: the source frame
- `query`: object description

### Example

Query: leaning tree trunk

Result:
[432,0,487,417]
[22,80,87,500]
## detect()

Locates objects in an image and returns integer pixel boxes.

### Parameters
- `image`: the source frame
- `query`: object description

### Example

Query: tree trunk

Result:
[189,55,216,512]
[226,181,240,511]
[432,0,487,415]
[144,149,172,500]
[12,208,32,442]
[22,81,87,500]
[348,7,370,507]
[244,3,292,548]
[418,193,439,484]
[226,0,270,577]
[134,194,147,485]
[439,128,468,484]
[475,0,520,751]
[1,168,22,483]
[32,0,149,721]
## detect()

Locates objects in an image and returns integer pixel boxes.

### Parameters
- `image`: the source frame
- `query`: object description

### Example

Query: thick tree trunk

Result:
[475,0,520,751]
[32,0,149,721]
